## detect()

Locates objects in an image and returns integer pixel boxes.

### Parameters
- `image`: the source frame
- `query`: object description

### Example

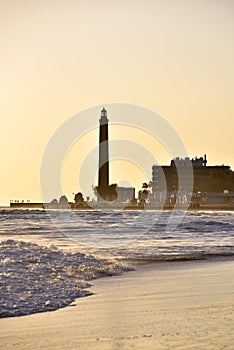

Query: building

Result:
[116,187,135,202]
[152,155,234,195]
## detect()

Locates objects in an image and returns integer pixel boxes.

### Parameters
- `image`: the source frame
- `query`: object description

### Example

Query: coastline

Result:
[5,203,234,211]
[1,259,234,350]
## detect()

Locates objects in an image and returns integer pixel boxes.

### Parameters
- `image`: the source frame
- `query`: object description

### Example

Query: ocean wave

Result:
[148,220,234,234]
[0,240,133,318]
[117,251,234,264]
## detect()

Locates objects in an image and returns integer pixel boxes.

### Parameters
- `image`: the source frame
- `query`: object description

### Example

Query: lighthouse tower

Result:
[96,108,117,201]
[98,108,109,188]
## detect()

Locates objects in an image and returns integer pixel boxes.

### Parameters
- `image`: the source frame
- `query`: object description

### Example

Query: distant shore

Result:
[1,259,233,350]
[7,202,234,211]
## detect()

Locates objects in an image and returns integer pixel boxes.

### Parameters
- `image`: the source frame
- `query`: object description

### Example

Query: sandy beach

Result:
[0,259,233,350]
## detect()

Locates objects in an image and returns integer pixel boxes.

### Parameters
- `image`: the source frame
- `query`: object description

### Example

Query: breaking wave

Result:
[0,240,132,318]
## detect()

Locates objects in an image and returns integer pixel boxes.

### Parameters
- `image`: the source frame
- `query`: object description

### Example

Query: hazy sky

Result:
[1,0,234,205]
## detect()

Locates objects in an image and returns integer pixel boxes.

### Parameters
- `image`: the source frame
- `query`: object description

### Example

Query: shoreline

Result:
[5,202,234,211]
[124,254,234,267]
[1,259,234,350]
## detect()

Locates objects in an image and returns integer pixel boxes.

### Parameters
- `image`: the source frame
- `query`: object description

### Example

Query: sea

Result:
[1,209,234,318]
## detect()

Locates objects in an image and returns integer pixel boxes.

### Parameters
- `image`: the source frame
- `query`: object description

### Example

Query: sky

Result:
[1,0,234,205]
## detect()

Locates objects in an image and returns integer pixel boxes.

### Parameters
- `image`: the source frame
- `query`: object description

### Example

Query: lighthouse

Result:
[96,108,117,201]
[98,108,109,188]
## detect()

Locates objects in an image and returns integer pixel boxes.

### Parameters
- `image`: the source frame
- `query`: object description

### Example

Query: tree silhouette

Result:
[51,198,58,203]
[59,195,68,203]
[142,182,149,189]
[74,192,84,204]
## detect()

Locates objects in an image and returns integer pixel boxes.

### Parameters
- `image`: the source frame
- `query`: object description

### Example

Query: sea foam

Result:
[0,240,132,318]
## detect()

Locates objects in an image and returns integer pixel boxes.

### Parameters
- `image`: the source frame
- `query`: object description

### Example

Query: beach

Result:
[1,259,233,350]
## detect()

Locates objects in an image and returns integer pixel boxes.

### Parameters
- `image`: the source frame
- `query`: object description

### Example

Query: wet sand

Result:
[0,259,234,350]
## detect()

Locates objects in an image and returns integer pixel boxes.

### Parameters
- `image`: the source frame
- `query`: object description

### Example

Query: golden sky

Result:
[1,0,234,205]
